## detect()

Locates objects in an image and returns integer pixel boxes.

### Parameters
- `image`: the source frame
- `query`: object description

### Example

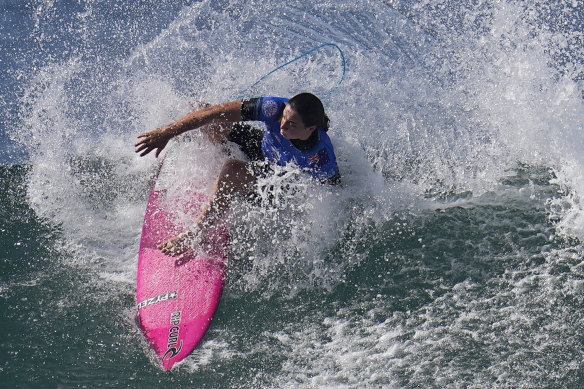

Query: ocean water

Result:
[1,0,584,387]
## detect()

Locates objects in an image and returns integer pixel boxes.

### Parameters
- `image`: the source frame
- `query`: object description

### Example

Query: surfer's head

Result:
[288,93,330,132]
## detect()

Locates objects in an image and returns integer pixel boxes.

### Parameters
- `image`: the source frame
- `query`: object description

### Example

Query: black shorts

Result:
[227,123,273,178]
[227,123,264,161]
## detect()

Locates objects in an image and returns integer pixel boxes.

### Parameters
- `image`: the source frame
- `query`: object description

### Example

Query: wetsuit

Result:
[228,97,341,184]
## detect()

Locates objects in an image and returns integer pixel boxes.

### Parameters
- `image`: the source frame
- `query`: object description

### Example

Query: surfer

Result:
[135,93,340,256]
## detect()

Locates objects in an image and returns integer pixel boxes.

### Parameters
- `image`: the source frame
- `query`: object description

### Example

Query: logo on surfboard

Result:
[137,291,178,310]
[163,311,183,361]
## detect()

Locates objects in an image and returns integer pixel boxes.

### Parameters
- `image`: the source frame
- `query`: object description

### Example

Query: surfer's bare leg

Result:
[200,158,256,225]
[158,159,256,256]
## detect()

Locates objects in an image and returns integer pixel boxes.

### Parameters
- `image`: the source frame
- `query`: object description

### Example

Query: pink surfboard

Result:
[136,144,229,371]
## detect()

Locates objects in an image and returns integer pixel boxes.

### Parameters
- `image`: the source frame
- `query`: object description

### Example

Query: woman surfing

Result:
[135,93,340,256]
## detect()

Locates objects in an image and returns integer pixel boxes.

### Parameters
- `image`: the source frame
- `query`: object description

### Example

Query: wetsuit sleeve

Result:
[257,97,288,122]
[241,98,260,121]
[241,97,288,121]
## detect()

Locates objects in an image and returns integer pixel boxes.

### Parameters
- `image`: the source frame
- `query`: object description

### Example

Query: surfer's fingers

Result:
[136,129,164,145]
[135,137,155,155]
[135,143,148,152]
[136,139,165,156]
[136,143,154,156]
[135,133,157,145]
[160,245,182,257]
[140,148,154,157]
[135,137,148,147]
[158,234,190,256]
[157,239,175,252]
[135,133,168,157]
[158,243,172,255]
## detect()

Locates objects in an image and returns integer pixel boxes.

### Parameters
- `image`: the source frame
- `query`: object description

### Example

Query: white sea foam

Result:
[13,0,584,385]
[18,0,584,266]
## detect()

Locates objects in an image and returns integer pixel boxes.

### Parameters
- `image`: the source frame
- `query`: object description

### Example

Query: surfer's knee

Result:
[221,158,247,170]
[220,159,251,179]
[216,159,256,191]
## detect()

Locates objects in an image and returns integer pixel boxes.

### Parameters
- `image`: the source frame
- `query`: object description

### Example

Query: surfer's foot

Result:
[158,226,206,257]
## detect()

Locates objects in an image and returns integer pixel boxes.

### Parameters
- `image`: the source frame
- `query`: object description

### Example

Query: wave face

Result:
[2,0,583,387]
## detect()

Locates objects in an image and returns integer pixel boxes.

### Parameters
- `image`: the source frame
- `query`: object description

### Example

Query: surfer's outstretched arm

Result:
[135,101,243,157]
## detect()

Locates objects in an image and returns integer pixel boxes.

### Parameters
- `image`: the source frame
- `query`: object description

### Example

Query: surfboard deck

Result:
[136,143,229,371]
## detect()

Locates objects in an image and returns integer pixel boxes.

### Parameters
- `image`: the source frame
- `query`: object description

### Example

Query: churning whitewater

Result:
[1,0,583,387]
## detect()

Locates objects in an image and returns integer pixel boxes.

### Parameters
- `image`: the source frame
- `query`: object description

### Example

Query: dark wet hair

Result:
[288,92,330,131]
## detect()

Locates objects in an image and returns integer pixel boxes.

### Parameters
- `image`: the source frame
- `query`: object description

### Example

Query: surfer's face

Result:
[280,105,316,141]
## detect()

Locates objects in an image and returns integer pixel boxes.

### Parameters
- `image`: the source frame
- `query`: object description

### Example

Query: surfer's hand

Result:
[135,128,172,157]
[158,232,191,256]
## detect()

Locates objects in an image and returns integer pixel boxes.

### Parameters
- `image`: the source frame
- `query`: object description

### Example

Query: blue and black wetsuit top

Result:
[239,96,341,184]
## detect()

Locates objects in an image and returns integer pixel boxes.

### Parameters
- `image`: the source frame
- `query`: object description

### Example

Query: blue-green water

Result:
[2,0,584,387]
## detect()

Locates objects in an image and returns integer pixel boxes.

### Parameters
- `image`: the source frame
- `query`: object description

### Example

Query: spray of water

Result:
[7,3,583,383]
[14,1,584,296]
